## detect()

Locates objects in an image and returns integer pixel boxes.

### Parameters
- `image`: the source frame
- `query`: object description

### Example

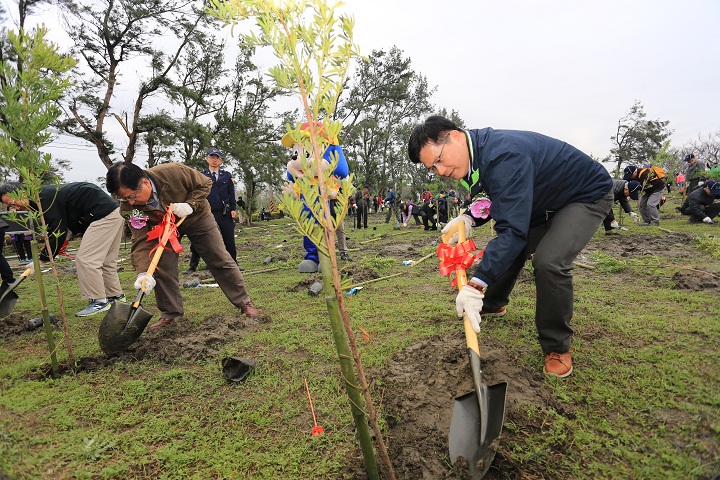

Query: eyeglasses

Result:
[119,186,141,203]
[426,134,450,173]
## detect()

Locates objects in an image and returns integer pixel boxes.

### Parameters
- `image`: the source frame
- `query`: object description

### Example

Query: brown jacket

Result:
[119,163,212,272]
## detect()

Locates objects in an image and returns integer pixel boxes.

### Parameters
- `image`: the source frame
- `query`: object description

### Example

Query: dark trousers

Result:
[156,213,250,319]
[687,202,720,222]
[686,179,701,195]
[189,212,237,268]
[602,207,617,231]
[0,231,15,284]
[356,204,368,229]
[385,203,400,223]
[481,189,613,354]
[419,204,436,229]
[13,238,32,260]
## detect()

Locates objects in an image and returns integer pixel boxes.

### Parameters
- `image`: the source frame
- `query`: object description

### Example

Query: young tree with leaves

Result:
[208,1,394,478]
[0,23,76,376]
[610,100,672,176]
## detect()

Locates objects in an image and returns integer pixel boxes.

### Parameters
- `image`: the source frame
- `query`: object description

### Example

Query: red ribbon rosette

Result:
[436,239,484,288]
[145,206,184,256]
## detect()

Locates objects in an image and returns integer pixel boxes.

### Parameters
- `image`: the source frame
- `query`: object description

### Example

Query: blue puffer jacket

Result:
[461,128,612,285]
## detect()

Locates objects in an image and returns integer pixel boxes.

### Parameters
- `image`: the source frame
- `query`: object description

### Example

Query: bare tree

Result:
[55,0,208,168]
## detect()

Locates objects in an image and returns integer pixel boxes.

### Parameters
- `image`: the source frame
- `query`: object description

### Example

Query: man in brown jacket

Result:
[106,162,259,329]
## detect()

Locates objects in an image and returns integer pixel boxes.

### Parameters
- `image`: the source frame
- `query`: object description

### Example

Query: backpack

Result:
[640,166,666,182]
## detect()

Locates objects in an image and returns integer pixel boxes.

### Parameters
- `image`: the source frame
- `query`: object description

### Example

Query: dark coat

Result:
[202,169,236,215]
[460,127,612,285]
[680,187,715,222]
[31,183,118,259]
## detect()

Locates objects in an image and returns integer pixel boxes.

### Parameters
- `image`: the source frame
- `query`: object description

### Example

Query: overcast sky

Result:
[31,0,720,183]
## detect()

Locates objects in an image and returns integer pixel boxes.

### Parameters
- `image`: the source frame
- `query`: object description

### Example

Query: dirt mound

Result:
[672,269,720,291]
[367,333,562,479]
[594,232,694,258]
[24,314,268,380]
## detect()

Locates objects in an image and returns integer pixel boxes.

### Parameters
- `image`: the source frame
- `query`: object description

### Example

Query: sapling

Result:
[208,1,395,478]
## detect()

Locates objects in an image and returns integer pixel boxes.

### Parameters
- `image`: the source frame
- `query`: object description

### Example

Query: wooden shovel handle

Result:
[442,221,481,356]
[141,206,186,289]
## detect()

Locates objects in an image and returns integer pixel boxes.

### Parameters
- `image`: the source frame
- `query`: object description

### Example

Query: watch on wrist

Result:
[465,282,486,293]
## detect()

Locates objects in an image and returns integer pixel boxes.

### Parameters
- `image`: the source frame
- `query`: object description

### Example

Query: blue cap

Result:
[207,147,223,158]
[623,165,638,181]
[627,180,642,200]
[683,153,695,162]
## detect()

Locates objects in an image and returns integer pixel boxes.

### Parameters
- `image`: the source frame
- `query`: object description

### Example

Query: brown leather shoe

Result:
[544,351,573,378]
[480,306,507,317]
[241,301,259,319]
[148,317,175,331]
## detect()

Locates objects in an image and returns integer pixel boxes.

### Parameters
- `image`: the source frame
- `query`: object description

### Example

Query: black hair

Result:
[106,162,147,194]
[0,182,24,197]
[407,115,463,164]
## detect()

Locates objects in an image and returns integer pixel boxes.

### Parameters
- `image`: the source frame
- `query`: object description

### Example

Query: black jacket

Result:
[31,183,119,259]
[460,128,612,285]
[680,187,715,221]
[203,169,236,215]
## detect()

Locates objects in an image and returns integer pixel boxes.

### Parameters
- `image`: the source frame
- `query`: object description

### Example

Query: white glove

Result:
[455,284,484,333]
[441,214,474,246]
[172,203,193,218]
[610,220,619,229]
[629,212,639,221]
[702,216,713,224]
[134,273,156,293]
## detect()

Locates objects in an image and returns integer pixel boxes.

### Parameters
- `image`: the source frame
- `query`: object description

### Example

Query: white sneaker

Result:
[75,300,111,317]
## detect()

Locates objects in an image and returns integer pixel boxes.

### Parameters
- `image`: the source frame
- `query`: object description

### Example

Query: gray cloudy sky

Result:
[35,0,720,182]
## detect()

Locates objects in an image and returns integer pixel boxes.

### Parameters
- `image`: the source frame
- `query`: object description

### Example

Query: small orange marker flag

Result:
[304,378,324,436]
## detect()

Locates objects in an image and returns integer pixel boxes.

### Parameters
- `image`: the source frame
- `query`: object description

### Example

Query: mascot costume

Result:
[281,122,349,273]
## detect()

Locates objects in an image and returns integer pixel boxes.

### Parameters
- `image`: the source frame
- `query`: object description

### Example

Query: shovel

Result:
[98,210,184,355]
[0,266,34,318]
[443,222,507,479]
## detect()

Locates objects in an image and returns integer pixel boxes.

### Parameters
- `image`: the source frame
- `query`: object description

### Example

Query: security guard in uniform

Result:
[185,147,240,272]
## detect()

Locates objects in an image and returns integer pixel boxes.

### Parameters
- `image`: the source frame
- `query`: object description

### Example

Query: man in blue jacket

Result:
[185,147,239,272]
[408,115,612,378]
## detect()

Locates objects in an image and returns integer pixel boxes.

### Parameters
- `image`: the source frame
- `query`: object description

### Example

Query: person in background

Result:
[10,233,32,264]
[408,115,612,378]
[676,172,685,193]
[384,187,400,224]
[678,179,720,224]
[354,185,370,229]
[603,179,641,235]
[106,161,258,329]
[0,182,125,317]
[0,217,16,290]
[623,165,666,226]
[400,199,422,227]
[185,147,240,273]
[684,153,705,195]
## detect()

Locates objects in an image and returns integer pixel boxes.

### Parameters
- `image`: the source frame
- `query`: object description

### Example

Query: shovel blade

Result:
[449,382,508,479]
[0,283,19,318]
[98,301,154,355]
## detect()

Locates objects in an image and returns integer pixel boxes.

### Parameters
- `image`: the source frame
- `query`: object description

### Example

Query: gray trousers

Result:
[482,189,613,354]
[638,190,664,224]
[154,213,251,319]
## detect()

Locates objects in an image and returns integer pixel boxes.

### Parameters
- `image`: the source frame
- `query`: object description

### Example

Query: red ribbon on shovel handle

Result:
[439,222,482,357]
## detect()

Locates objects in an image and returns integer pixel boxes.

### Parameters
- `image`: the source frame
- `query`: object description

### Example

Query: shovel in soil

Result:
[0,266,34,318]
[98,211,184,355]
[442,222,507,479]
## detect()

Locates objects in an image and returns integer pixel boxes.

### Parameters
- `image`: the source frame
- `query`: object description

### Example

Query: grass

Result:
[1,193,719,479]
